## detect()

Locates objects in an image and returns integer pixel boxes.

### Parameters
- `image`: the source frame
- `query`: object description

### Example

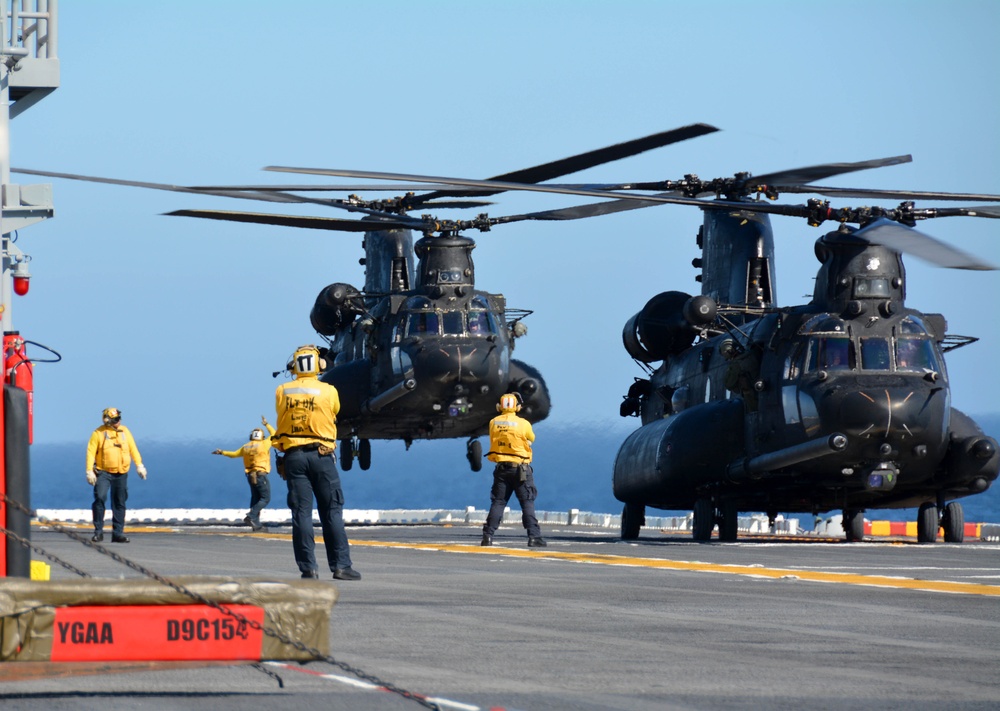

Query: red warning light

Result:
[12,276,29,296]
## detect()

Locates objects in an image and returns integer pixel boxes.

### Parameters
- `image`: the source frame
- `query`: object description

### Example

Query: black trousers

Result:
[92,469,128,535]
[284,446,352,574]
[247,471,271,520]
[483,464,541,538]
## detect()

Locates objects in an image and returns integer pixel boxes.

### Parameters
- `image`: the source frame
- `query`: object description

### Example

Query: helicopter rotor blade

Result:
[266,123,720,204]
[494,196,671,223]
[11,167,310,205]
[165,209,421,232]
[853,218,997,271]
[769,185,1000,202]
[187,183,460,192]
[416,122,720,200]
[749,155,913,188]
[261,167,721,209]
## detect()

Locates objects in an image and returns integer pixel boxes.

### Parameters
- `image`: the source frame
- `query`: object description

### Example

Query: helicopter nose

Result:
[409,341,503,391]
[836,386,947,449]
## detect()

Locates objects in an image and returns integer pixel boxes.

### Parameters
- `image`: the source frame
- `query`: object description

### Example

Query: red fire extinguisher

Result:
[4,332,33,444]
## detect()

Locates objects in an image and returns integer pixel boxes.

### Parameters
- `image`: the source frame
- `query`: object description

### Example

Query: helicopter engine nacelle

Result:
[622,291,698,363]
[310,283,363,336]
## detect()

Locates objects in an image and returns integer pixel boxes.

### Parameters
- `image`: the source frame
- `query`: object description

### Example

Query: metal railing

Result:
[2,0,57,61]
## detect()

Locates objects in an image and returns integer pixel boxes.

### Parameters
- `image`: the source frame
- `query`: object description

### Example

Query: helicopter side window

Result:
[471,295,490,309]
[487,310,502,335]
[895,338,938,372]
[407,311,440,336]
[805,337,852,372]
[442,311,464,335]
[798,314,848,335]
[468,310,492,335]
[784,342,804,381]
[898,316,930,335]
[860,337,891,370]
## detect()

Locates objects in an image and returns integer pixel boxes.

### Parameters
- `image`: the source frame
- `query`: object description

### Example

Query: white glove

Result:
[86,470,97,486]
[137,464,147,480]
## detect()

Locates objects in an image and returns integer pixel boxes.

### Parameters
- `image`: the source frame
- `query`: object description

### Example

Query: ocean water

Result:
[28,418,1000,524]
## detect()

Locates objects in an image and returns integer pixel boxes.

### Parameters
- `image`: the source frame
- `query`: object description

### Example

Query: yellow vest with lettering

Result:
[487,412,534,464]
[273,376,340,452]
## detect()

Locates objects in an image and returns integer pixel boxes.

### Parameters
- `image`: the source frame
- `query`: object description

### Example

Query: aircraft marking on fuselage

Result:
[352,540,1000,597]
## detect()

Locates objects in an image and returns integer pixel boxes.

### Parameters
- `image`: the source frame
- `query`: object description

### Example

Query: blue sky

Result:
[10,0,999,445]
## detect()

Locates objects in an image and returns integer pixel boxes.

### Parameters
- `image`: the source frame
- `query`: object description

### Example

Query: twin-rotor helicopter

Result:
[15,124,718,472]
[20,125,1000,543]
[289,132,1000,544]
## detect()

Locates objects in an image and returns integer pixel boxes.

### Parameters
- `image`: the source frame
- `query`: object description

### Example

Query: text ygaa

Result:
[49,605,264,661]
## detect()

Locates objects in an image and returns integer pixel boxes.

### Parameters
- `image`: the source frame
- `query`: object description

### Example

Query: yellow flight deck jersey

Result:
[86,425,143,474]
[273,376,340,452]
[487,411,534,464]
[218,423,276,473]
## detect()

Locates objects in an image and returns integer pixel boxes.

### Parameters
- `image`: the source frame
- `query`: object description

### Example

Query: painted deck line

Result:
[352,540,1000,597]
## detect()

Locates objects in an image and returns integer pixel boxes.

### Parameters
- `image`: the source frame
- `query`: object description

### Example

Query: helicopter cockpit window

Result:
[806,337,852,371]
[898,316,930,336]
[798,314,849,335]
[471,295,490,310]
[442,310,464,335]
[853,278,891,299]
[895,338,938,372]
[468,310,493,335]
[438,268,464,284]
[860,337,891,370]
[406,311,440,336]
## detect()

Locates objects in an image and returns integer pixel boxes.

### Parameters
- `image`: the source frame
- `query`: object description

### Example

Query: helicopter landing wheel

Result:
[467,439,483,472]
[358,438,372,471]
[717,501,738,542]
[692,498,714,542]
[942,501,965,543]
[843,509,865,542]
[340,438,355,472]
[621,502,644,540]
[916,502,938,543]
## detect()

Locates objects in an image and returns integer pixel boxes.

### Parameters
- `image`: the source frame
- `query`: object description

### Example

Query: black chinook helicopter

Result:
[14,123,718,472]
[601,166,1000,543]
[307,145,1000,542]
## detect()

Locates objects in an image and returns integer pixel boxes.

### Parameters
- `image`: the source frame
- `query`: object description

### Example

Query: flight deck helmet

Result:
[497,392,523,413]
[288,345,326,378]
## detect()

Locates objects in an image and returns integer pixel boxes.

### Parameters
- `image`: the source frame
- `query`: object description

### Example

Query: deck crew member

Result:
[273,345,360,581]
[212,416,276,531]
[85,407,147,543]
[482,392,546,548]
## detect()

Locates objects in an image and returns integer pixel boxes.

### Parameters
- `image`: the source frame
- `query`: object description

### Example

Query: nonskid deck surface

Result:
[4,523,1000,710]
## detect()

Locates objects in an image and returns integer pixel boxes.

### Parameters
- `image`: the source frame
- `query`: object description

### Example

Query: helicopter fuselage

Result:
[311,226,550,453]
[614,215,998,523]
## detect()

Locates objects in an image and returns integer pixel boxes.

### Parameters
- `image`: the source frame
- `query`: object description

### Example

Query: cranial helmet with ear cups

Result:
[497,392,523,413]
[288,345,326,377]
[249,428,265,441]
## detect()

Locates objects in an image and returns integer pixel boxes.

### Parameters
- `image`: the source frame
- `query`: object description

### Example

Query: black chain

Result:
[0,523,93,578]
[4,495,440,710]
[250,662,285,688]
